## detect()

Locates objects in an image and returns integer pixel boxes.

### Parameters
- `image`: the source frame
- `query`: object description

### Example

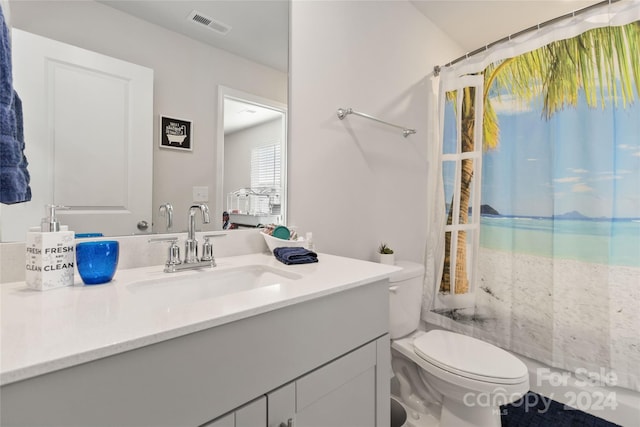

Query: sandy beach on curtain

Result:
[470,248,640,390]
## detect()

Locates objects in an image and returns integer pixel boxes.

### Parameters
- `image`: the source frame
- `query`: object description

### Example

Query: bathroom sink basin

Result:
[127,265,302,308]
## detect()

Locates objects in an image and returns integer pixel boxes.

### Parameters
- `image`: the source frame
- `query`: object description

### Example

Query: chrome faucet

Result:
[150,233,225,273]
[149,203,226,273]
[184,204,210,263]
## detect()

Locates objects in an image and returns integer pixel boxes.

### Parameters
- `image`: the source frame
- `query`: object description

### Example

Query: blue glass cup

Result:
[76,240,119,285]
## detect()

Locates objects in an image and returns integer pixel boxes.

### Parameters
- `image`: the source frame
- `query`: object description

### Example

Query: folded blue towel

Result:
[0,6,31,204]
[273,247,318,265]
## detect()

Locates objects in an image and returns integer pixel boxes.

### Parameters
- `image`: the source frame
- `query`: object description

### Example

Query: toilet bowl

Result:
[389,261,529,427]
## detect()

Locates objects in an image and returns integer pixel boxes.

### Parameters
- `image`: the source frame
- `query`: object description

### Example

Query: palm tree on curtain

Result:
[440,21,640,294]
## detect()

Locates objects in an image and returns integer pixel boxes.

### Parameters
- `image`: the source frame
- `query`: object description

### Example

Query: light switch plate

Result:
[193,186,209,202]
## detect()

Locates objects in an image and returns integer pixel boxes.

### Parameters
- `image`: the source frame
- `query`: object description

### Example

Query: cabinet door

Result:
[296,342,377,427]
[203,413,234,427]
[267,382,295,427]
[204,396,266,427]
[268,341,379,427]
[235,396,266,427]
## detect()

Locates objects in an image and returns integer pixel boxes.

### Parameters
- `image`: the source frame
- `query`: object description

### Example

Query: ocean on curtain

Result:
[424,2,640,392]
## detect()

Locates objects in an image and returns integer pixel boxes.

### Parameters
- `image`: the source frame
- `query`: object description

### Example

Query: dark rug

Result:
[501,391,622,427]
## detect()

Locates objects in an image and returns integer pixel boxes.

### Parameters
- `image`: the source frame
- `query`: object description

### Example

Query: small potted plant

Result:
[377,243,395,265]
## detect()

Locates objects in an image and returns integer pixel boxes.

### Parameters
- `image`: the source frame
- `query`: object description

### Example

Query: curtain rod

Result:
[433,0,619,76]
[336,108,417,137]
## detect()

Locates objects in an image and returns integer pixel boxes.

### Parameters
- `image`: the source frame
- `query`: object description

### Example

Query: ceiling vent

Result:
[187,10,232,35]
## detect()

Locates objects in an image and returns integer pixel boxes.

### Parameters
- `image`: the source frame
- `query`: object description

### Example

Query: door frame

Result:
[216,85,288,230]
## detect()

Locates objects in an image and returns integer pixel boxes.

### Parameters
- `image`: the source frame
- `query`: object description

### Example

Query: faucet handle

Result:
[149,237,182,267]
[148,237,178,245]
[201,239,214,263]
[202,234,226,239]
[200,234,226,264]
[166,241,182,267]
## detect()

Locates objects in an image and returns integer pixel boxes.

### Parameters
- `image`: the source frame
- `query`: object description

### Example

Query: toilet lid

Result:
[413,330,528,384]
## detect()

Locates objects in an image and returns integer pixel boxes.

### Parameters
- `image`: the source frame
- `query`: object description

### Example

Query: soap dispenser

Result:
[25,205,75,291]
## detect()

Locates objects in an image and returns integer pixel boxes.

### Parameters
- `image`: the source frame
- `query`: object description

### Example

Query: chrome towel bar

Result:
[336,107,416,138]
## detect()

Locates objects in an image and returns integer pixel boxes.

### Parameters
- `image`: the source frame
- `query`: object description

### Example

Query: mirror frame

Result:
[216,85,288,230]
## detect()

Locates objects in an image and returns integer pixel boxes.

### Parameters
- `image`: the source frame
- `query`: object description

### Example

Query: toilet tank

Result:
[389,261,425,339]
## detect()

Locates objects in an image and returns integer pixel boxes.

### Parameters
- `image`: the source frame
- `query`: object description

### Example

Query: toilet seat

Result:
[413,330,528,385]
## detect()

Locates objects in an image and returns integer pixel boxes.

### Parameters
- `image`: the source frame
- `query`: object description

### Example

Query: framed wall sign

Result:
[160,115,192,151]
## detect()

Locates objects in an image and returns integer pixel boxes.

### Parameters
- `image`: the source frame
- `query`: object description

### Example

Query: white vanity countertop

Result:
[1,253,400,386]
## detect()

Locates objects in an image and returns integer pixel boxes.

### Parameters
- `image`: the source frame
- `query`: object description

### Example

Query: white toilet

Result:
[388,261,529,427]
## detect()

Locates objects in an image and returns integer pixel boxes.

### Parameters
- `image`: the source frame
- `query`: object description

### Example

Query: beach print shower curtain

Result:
[426,4,640,392]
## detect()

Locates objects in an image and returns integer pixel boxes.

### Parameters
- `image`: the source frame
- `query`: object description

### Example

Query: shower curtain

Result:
[423,2,640,392]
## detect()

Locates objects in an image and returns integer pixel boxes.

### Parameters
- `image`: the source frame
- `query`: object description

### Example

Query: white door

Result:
[1,29,153,240]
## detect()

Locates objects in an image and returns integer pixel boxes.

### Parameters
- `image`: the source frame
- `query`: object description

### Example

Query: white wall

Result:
[289,1,463,262]
[9,0,287,234]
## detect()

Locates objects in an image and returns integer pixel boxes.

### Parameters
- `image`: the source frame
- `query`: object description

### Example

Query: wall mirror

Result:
[0,0,289,241]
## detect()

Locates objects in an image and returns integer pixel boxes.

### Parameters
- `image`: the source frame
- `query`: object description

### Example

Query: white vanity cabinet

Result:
[0,279,390,427]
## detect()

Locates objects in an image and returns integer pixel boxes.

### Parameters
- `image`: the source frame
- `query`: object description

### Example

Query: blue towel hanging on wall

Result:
[0,5,31,204]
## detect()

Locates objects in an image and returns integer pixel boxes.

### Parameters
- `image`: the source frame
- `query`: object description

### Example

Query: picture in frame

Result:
[160,115,192,151]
